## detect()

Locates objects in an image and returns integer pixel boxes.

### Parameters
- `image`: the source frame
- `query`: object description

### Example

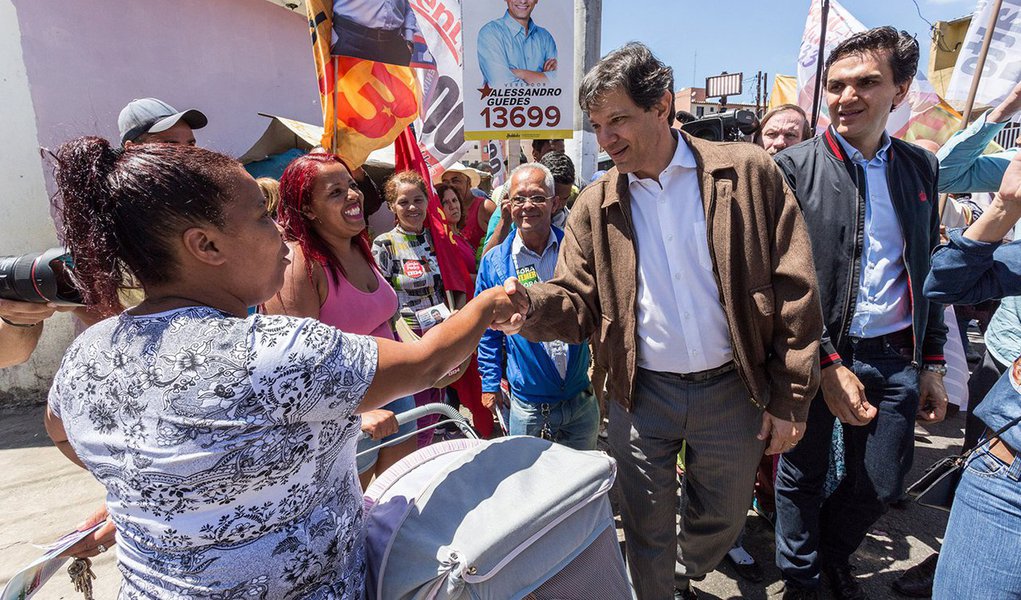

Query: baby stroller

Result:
[360,404,629,600]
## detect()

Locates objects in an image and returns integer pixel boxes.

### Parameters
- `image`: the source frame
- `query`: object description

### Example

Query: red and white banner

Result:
[795,0,942,138]
[409,0,470,179]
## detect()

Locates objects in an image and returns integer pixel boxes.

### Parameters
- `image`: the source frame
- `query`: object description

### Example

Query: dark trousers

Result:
[609,368,765,599]
[775,334,920,589]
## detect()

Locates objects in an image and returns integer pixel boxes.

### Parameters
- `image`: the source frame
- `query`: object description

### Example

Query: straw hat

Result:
[433,162,482,188]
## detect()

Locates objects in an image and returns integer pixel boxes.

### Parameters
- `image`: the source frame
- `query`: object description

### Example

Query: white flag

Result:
[795,0,941,137]
[409,0,470,179]
[480,139,507,187]
[945,0,1021,111]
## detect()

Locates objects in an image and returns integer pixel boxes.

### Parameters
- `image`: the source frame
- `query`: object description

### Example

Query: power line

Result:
[910,0,962,53]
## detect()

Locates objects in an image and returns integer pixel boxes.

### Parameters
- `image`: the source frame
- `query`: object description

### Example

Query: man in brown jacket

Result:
[507,43,823,599]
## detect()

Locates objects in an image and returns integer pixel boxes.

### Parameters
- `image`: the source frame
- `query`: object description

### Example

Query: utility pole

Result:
[755,71,762,115]
[565,0,602,184]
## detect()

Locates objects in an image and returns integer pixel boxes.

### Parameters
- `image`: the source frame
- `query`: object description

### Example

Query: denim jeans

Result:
[509,388,599,451]
[933,439,1021,599]
[775,333,920,588]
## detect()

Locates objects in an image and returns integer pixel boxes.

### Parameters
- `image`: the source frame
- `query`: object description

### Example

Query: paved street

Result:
[1,398,960,599]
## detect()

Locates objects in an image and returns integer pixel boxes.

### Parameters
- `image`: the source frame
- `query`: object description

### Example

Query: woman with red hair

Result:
[266,152,416,487]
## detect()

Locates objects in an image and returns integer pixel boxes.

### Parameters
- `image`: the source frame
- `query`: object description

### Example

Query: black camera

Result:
[681,109,760,142]
[0,247,83,305]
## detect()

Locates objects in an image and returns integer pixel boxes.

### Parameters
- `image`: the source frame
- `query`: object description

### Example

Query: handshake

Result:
[482,277,532,335]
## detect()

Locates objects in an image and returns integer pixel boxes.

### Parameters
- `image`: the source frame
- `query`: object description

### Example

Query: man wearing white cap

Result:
[118,98,208,147]
[435,163,494,251]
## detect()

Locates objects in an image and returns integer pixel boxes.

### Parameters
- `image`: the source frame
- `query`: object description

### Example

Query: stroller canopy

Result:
[363,436,627,600]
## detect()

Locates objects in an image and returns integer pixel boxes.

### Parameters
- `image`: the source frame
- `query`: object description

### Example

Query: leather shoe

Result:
[673,585,698,600]
[822,562,867,600]
[780,585,820,600]
[891,552,938,598]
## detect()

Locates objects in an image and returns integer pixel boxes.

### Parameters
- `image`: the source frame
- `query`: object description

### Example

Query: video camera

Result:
[0,247,83,305]
[680,109,760,143]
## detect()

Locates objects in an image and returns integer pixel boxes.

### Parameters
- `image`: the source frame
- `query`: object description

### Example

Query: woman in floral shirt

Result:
[45,138,525,599]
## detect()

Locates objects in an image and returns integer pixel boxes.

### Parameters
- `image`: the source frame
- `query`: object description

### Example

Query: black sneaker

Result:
[822,562,868,600]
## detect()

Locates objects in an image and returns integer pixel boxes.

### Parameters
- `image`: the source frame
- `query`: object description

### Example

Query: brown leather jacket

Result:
[519,132,822,421]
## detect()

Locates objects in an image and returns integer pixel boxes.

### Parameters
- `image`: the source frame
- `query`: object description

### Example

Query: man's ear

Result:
[181,226,227,266]
[891,79,910,111]
[655,89,674,122]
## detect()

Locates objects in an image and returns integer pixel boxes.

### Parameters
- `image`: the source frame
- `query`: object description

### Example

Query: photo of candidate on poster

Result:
[463,0,574,141]
[331,0,430,66]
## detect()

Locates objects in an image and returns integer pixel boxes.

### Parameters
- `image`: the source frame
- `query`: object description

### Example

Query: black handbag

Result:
[907,414,1021,512]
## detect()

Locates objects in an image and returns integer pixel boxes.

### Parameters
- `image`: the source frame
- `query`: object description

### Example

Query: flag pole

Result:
[941,0,1004,218]
[960,0,1004,127]
[810,0,831,130]
[331,55,341,155]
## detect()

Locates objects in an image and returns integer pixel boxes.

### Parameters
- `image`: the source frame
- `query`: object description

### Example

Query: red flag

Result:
[394,127,473,298]
[395,126,491,438]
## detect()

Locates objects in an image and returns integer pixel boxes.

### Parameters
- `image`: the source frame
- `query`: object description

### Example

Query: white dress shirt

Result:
[627,134,733,374]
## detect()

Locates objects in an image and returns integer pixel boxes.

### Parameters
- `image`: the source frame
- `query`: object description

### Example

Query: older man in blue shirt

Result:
[477,0,558,86]
[476,163,597,450]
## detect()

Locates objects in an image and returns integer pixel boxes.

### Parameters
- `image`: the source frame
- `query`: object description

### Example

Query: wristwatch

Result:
[922,363,948,376]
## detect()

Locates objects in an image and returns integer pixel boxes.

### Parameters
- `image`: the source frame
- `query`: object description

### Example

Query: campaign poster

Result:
[462,0,574,141]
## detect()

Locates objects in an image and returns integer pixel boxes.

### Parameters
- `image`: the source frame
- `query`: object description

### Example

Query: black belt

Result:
[673,361,737,383]
[334,15,404,42]
[849,326,913,349]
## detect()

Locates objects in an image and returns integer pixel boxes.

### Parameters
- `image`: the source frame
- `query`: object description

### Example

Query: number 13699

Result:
[481,106,561,129]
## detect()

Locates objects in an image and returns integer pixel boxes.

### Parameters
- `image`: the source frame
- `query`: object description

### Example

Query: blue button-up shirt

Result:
[477,11,558,86]
[834,131,913,338]
[512,229,568,379]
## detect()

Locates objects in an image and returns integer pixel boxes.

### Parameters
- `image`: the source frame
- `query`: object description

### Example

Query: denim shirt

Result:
[936,110,1017,194]
[925,228,1021,449]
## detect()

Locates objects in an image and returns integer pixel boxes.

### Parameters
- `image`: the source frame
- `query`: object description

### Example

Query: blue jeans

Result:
[509,388,599,451]
[934,440,1021,599]
[775,333,920,588]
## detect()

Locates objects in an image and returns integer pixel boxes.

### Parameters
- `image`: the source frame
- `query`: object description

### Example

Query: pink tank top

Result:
[320,263,399,341]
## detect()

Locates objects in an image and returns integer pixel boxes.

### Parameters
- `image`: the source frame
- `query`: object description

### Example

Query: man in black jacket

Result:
[773,27,948,600]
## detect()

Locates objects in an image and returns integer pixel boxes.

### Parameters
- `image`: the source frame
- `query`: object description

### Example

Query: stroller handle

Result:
[358,402,480,448]
[392,402,464,427]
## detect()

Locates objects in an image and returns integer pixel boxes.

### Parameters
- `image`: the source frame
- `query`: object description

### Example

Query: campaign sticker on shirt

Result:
[516,265,540,288]
[1010,355,1021,395]
[403,259,425,279]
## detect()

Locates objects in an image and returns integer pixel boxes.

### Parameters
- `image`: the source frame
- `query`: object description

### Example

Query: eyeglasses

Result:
[510,195,552,207]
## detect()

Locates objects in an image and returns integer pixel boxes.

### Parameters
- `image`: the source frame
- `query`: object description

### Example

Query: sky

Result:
[600,0,979,104]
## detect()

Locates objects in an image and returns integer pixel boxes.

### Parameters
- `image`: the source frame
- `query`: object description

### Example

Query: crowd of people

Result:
[3,21,1021,600]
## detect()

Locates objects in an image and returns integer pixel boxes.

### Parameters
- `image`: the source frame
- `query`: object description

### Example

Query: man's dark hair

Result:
[579,42,675,126]
[824,26,919,85]
[675,110,697,125]
[539,151,575,186]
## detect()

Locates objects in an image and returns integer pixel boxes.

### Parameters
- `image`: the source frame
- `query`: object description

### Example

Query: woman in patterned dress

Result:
[43,138,525,599]
[372,172,494,443]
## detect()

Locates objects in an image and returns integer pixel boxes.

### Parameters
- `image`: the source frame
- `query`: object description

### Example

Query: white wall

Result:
[0,0,75,403]
[0,0,323,402]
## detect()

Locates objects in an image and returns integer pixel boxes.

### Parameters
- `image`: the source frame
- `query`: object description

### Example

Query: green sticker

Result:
[516,265,540,288]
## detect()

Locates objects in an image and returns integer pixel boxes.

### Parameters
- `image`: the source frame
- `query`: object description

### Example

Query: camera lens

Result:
[0,248,83,305]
